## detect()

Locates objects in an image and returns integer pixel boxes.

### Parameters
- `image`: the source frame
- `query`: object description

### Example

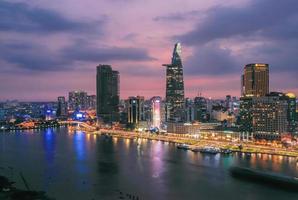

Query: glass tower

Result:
[242,63,269,97]
[163,43,185,122]
[96,64,120,123]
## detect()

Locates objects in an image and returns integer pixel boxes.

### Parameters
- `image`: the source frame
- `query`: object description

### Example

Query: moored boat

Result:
[229,166,298,190]
[220,148,233,154]
[191,147,201,152]
[200,146,220,154]
[177,144,190,150]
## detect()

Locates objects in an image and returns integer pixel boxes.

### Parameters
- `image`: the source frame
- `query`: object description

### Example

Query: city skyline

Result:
[0,0,298,101]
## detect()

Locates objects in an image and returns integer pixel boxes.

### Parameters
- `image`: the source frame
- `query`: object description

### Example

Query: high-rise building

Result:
[68,91,88,111]
[240,92,293,140]
[194,96,208,122]
[285,93,297,133]
[163,43,185,122]
[185,98,194,122]
[242,63,269,97]
[57,96,68,117]
[151,96,162,129]
[96,64,120,123]
[87,95,96,110]
[126,96,145,128]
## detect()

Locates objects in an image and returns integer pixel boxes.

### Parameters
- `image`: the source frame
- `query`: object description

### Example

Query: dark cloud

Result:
[62,40,155,62]
[176,0,298,76]
[153,10,201,21]
[0,1,104,34]
[184,43,240,76]
[240,40,298,73]
[177,0,298,44]
[0,41,69,71]
[0,40,154,72]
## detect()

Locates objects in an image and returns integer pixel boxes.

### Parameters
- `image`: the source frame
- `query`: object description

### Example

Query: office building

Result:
[185,98,194,122]
[285,93,297,133]
[68,91,88,111]
[87,95,96,110]
[163,43,185,122]
[240,92,293,140]
[96,64,120,123]
[126,96,145,128]
[194,96,208,122]
[151,96,162,129]
[242,63,269,97]
[57,96,68,117]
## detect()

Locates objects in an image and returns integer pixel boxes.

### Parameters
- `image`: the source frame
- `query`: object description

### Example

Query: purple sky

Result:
[0,0,297,101]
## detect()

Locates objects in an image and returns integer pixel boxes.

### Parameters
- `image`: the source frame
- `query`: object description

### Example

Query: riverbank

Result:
[93,129,298,158]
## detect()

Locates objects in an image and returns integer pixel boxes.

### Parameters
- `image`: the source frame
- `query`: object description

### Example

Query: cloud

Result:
[177,0,298,45]
[175,0,298,76]
[0,39,155,72]
[153,10,201,22]
[184,43,240,76]
[0,41,69,71]
[0,1,104,34]
[62,40,155,62]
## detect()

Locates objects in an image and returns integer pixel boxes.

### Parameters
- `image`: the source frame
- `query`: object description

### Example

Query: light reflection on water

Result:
[0,128,297,200]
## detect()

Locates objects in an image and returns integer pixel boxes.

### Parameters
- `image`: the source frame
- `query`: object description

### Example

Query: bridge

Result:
[59,121,97,131]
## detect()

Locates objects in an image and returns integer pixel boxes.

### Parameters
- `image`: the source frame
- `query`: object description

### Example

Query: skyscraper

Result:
[151,96,162,129]
[87,95,96,110]
[163,43,185,122]
[126,96,145,128]
[57,96,68,117]
[242,63,269,97]
[96,64,120,123]
[68,91,88,111]
[240,92,292,140]
[194,96,208,122]
[285,93,297,134]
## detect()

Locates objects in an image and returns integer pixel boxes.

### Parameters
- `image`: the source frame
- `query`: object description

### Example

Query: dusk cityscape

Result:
[0,0,298,200]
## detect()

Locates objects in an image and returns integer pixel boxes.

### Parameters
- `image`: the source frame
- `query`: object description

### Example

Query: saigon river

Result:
[0,127,297,200]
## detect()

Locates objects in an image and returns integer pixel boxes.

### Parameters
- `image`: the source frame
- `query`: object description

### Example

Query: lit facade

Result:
[126,96,145,127]
[194,96,208,122]
[151,96,162,129]
[286,93,297,133]
[87,95,96,110]
[163,43,185,122]
[57,96,67,117]
[240,92,293,140]
[68,91,88,111]
[242,63,269,97]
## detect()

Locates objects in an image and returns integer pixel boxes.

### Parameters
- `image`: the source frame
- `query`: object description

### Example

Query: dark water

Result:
[0,127,297,200]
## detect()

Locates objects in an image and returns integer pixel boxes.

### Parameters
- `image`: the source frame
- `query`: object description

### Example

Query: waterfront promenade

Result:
[78,127,298,158]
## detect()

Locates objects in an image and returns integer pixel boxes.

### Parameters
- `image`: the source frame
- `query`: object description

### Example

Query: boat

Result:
[176,144,190,150]
[229,166,298,190]
[220,148,233,154]
[191,147,201,152]
[200,146,220,154]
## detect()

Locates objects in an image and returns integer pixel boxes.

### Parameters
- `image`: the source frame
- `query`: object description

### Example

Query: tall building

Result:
[126,96,145,128]
[240,92,293,140]
[151,96,162,129]
[242,63,269,97]
[57,96,68,117]
[96,65,120,123]
[185,98,194,122]
[285,93,297,133]
[68,91,88,111]
[194,96,208,122]
[163,43,185,122]
[87,95,96,110]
